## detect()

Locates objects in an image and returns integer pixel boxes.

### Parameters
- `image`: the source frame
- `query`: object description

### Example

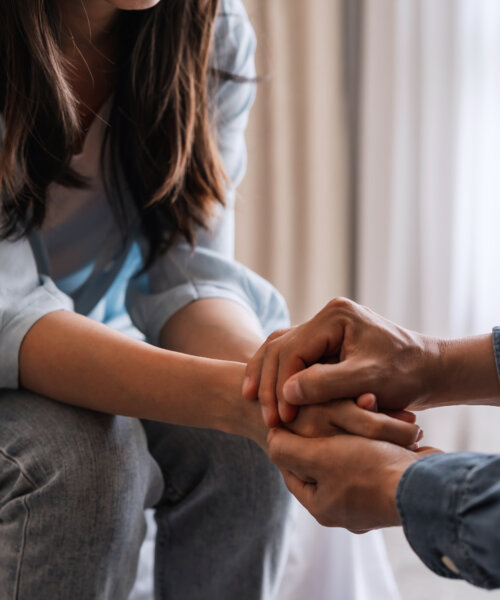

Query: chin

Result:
[107,0,161,9]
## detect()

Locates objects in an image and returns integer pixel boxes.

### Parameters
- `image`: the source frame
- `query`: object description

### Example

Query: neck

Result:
[59,0,119,49]
[57,0,120,142]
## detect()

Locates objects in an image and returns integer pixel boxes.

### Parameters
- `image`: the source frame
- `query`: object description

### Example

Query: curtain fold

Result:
[358,3,500,599]
[358,0,500,337]
[358,0,461,337]
[237,0,350,325]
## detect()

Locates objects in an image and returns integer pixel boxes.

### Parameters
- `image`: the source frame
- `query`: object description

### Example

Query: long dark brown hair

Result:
[0,0,227,266]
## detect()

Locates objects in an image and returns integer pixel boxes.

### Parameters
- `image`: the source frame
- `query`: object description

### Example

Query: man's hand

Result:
[243,297,440,427]
[267,427,440,532]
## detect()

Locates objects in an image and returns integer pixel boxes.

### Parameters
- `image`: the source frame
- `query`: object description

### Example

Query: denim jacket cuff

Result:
[396,452,500,589]
[491,327,500,381]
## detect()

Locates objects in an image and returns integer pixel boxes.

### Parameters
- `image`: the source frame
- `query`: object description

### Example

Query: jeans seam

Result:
[0,448,36,600]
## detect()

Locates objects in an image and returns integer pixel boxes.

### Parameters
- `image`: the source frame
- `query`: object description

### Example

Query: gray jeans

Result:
[0,390,291,600]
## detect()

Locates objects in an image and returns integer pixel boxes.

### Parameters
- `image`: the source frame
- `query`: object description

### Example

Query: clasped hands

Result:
[242,298,441,533]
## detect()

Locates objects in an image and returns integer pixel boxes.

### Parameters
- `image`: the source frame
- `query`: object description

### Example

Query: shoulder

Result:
[212,0,256,79]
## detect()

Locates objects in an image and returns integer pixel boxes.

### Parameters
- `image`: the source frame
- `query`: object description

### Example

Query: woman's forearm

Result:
[160,298,264,363]
[19,311,264,443]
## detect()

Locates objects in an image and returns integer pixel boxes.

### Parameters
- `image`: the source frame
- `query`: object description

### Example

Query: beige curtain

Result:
[236,0,350,325]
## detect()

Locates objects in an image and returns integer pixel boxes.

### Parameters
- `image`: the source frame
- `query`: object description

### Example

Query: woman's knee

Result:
[145,422,291,527]
[0,389,162,517]
[225,436,292,530]
[0,390,163,598]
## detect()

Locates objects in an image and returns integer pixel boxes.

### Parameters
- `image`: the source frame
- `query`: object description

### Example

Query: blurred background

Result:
[235,1,500,598]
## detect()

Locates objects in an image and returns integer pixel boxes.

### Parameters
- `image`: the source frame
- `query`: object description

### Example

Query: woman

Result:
[0,1,418,598]
[0,1,292,598]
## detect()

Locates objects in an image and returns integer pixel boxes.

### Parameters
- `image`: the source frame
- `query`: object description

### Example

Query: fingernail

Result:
[242,376,253,398]
[262,406,271,427]
[283,378,304,404]
[417,427,424,442]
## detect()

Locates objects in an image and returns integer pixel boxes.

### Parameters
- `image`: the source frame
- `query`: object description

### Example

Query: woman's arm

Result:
[19,310,267,447]
[160,298,264,362]
[19,306,419,452]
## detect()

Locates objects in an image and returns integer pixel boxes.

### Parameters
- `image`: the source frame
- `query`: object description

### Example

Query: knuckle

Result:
[325,296,355,314]
[363,362,382,386]
[267,328,288,343]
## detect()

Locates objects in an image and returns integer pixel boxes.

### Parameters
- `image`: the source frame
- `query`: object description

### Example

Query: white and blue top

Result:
[0,0,289,389]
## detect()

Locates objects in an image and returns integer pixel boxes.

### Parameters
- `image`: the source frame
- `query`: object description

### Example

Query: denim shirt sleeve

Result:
[0,234,73,388]
[491,326,500,380]
[126,0,290,344]
[396,452,500,590]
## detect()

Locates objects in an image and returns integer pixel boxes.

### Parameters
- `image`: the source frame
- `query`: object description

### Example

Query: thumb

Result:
[283,362,364,405]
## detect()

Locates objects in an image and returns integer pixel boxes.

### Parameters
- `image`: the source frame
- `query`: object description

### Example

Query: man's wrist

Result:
[383,456,419,527]
[414,334,446,409]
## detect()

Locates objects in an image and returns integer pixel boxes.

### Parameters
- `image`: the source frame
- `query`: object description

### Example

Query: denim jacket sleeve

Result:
[396,452,500,590]
[126,0,290,344]
[0,234,73,388]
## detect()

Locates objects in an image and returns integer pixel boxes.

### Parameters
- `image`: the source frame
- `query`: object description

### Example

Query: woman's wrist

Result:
[210,360,268,449]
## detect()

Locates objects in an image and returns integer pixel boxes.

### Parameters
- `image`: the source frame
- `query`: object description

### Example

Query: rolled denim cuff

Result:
[492,327,500,381]
[396,452,500,590]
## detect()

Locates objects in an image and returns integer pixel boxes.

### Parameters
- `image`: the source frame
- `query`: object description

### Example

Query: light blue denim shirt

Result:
[396,326,500,589]
[0,0,289,389]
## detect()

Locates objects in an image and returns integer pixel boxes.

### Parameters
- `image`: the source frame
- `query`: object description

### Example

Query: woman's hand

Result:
[286,394,422,449]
